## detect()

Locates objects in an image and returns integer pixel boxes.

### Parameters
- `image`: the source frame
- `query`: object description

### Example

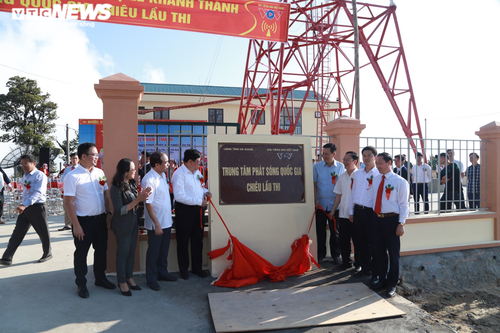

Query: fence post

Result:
[323,115,366,158]
[475,121,500,240]
[95,73,144,272]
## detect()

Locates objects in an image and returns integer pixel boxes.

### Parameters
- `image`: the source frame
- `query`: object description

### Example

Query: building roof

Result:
[140,83,317,100]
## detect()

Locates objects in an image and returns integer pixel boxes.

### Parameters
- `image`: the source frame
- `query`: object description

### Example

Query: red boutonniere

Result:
[331,171,338,185]
[24,180,31,193]
[98,176,107,187]
[350,178,354,190]
[366,175,374,189]
[197,174,204,184]
[385,184,395,200]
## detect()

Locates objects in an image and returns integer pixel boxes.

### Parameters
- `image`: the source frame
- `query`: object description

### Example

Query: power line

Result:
[0,63,92,89]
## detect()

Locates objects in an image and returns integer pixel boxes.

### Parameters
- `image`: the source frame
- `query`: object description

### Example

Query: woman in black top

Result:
[110,158,152,296]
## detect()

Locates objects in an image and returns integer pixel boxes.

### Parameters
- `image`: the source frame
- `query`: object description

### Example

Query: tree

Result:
[57,133,80,162]
[0,76,58,156]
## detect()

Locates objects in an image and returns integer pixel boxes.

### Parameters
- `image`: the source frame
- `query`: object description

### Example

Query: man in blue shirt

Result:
[313,143,345,264]
[0,154,52,266]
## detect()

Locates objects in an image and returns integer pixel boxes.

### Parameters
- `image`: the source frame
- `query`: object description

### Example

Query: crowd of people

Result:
[0,143,211,299]
[313,143,481,297]
[0,141,481,300]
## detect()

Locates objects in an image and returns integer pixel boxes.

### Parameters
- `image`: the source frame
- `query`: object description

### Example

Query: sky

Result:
[0,0,499,175]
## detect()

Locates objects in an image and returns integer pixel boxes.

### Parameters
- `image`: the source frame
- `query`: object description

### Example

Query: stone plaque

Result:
[219,143,305,205]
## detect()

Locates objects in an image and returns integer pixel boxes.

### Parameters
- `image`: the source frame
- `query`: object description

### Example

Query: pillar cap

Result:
[94,73,144,100]
[476,121,500,139]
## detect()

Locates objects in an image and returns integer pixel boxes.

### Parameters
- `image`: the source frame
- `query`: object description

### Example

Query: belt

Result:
[416,183,428,185]
[354,204,372,210]
[31,202,45,206]
[374,212,398,218]
[78,213,106,219]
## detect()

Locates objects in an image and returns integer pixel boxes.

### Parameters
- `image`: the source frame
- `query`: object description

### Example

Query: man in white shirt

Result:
[172,149,211,280]
[64,143,115,299]
[349,146,379,282]
[411,152,432,213]
[330,151,358,270]
[142,151,178,291]
[59,153,79,231]
[370,152,409,297]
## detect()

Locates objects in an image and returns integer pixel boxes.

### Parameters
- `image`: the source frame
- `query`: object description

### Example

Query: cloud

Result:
[141,63,166,83]
[0,14,115,173]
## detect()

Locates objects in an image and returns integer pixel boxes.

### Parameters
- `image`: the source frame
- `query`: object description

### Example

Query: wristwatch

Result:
[106,211,112,216]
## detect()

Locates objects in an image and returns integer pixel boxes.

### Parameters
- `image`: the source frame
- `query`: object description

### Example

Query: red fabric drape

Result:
[207,198,322,288]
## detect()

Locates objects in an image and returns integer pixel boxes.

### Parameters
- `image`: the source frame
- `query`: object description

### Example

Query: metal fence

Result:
[358,137,487,215]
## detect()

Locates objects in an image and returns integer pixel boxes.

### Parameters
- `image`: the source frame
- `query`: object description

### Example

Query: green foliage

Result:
[429,154,439,171]
[57,133,80,162]
[0,76,58,156]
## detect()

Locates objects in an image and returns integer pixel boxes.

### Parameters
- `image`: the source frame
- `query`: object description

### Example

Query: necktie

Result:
[71,166,75,170]
[374,175,385,215]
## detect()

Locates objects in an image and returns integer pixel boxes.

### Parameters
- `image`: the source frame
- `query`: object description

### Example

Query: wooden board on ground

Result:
[208,283,405,332]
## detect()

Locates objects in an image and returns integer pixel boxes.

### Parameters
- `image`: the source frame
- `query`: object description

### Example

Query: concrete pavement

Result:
[0,214,456,333]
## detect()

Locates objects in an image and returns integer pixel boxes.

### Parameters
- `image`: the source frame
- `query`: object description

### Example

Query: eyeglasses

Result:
[85,153,99,157]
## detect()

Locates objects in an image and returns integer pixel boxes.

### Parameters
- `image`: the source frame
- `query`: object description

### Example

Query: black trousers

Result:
[352,205,374,273]
[338,217,355,266]
[414,183,429,212]
[440,191,466,211]
[115,223,138,284]
[146,227,172,283]
[73,214,108,287]
[0,190,4,218]
[175,202,204,274]
[372,214,400,288]
[468,191,480,209]
[2,204,51,260]
[315,209,340,260]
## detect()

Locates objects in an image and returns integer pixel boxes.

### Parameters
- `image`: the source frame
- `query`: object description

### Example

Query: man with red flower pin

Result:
[313,143,345,264]
[0,154,51,266]
[172,149,211,280]
[349,146,379,283]
[370,152,409,297]
[64,143,115,298]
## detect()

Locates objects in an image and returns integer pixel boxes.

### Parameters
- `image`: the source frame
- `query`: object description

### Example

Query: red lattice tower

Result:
[238,0,424,153]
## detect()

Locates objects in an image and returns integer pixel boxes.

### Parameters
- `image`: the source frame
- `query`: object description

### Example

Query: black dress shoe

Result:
[78,285,89,298]
[38,254,53,263]
[95,278,117,289]
[332,257,341,265]
[192,270,208,278]
[370,276,380,286]
[370,280,388,291]
[158,273,178,281]
[180,272,189,280]
[353,266,362,273]
[119,286,132,297]
[147,281,161,291]
[128,283,141,291]
[387,286,397,297]
[339,263,353,270]
[58,226,71,231]
[0,258,12,266]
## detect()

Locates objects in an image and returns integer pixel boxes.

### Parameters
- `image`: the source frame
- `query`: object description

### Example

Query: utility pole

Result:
[66,123,70,164]
[352,0,360,120]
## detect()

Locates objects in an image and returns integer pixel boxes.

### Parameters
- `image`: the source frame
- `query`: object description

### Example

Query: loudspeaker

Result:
[39,148,51,172]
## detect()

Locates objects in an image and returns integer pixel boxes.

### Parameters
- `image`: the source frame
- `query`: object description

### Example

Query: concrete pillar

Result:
[94,73,144,272]
[323,116,366,159]
[475,121,500,240]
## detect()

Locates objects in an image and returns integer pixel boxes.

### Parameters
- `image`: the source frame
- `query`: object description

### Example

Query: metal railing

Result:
[358,137,487,215]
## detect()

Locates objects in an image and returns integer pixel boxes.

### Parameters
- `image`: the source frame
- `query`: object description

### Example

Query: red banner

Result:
[0,0,290,42]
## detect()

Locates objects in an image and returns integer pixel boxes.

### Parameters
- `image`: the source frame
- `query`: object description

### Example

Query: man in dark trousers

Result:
[172,149,212,280]
[439,152,465,211]
[370,152,409,297]
[64,143,115,298]
[0,154,52,265]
